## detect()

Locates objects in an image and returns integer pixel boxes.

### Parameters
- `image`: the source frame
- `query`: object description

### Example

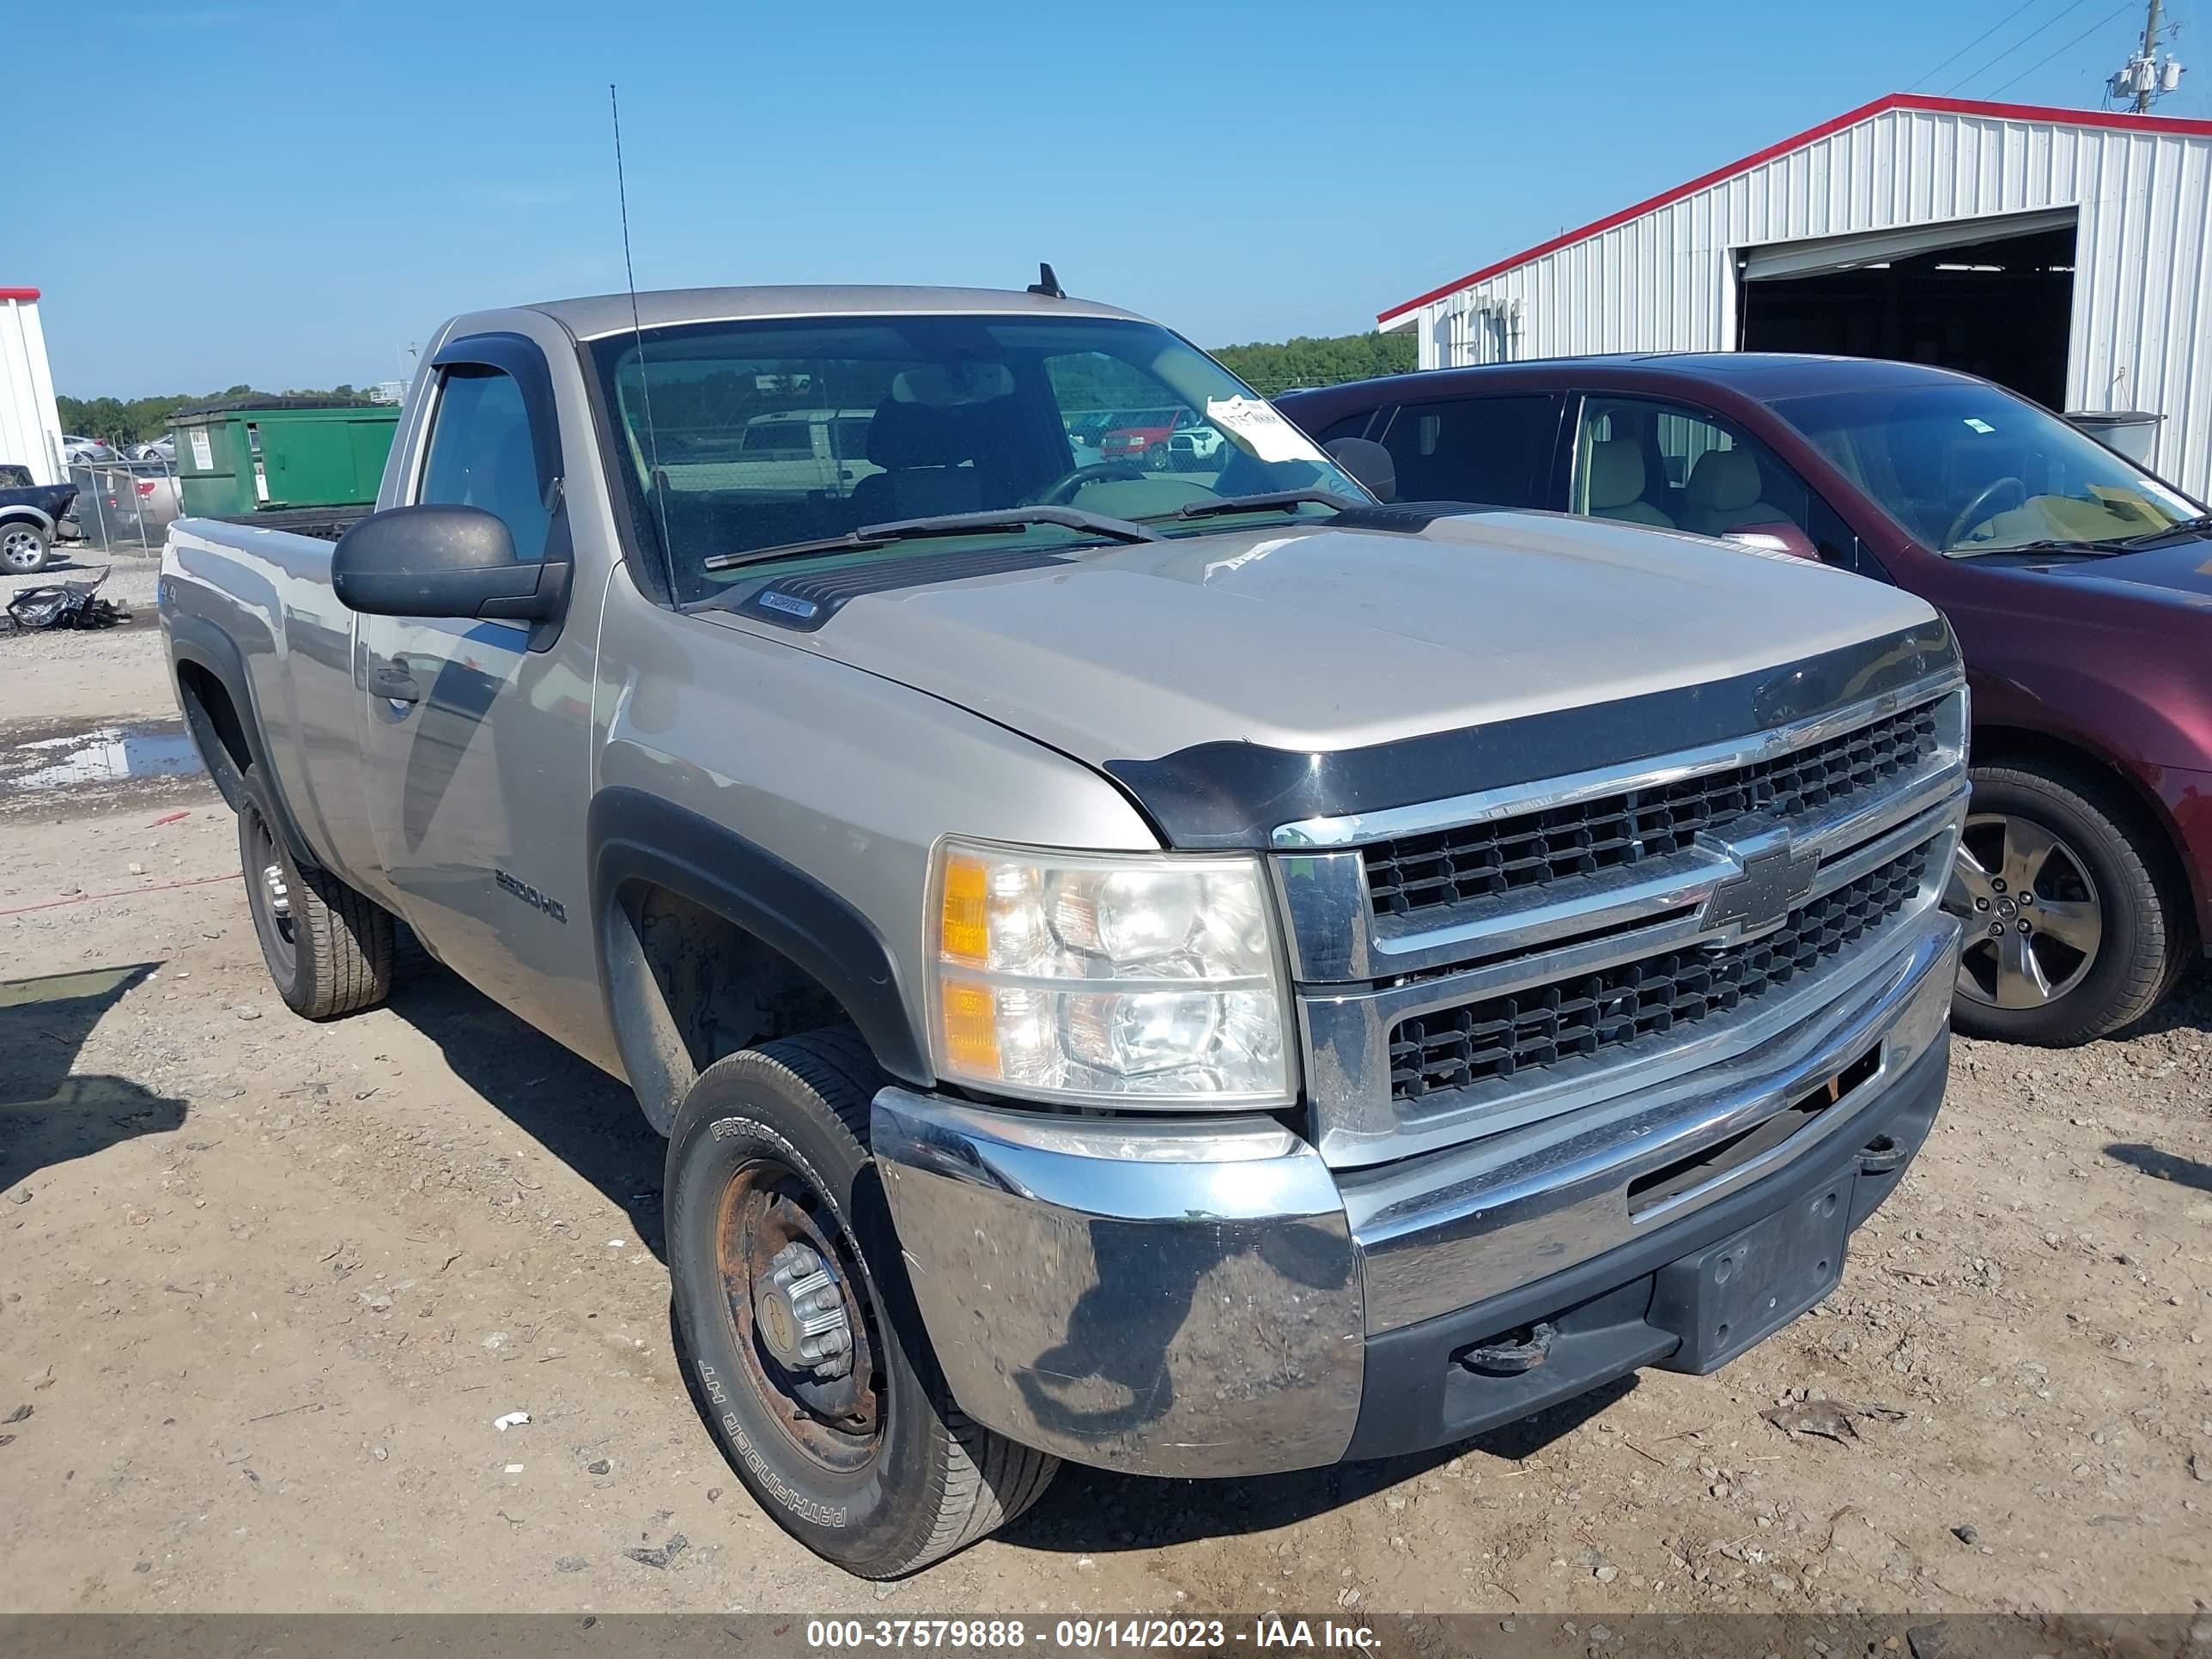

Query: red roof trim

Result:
[1377,93,2212,325]
[0,288,40,303]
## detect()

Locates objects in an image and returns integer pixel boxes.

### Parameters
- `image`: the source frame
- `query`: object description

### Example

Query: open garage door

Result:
[1738,209,2076,410]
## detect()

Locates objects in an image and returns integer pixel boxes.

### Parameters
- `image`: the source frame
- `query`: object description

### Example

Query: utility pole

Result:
[2111,0,2185,110]
[2136,0,2163,110]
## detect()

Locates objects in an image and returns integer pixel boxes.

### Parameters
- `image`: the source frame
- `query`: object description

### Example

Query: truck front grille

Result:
[1386,836,1936,1102]
[1363,702,1940,918]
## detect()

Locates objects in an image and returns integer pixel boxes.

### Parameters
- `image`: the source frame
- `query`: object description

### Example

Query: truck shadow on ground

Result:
[0,963,187,1193]
[373,961,1652,1553]
[1005,1376,1636,1554]
[382,964,671,1258]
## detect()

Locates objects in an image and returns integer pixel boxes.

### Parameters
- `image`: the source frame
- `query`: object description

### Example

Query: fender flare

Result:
[0,504,57,535]
[587,786,930,1132]
[166,612,319,867]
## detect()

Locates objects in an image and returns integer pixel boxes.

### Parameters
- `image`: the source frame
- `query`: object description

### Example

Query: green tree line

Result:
[1212,331,1415,394]
[57,385,374,447]
[54,331,1410,448]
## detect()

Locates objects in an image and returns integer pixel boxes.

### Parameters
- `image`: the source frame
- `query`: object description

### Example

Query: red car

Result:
[1097,406,1195,471]
[1281,356,2212,1046]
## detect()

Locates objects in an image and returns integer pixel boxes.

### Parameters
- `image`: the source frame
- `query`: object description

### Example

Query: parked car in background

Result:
[61,434,118,464]
[0,466,80,572]
[1098,405,1194,470]
[164,283,1963,1577]
[1167,417,1231,471]
[131,434,177,464]
[1281,355,2212,1045]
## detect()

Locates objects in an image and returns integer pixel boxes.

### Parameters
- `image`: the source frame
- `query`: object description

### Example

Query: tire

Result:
[1145,443,1170,472]
[665,1030,1058,1577]
[1,521,51,574]
[234,769,396,1019]
[1946,759,2184,1044]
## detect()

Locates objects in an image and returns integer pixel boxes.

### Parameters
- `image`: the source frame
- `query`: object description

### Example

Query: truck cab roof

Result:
[521,284,1145,342]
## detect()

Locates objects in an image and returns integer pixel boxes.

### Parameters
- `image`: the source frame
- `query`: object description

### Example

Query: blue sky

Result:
[15,0,2204,396]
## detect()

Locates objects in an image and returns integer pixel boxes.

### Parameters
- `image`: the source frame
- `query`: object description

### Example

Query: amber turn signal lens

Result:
[939,979,1001,1077]
[939,853,990,965]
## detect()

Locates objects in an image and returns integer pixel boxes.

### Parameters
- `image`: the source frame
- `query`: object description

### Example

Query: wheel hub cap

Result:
[1945,811,2103,1010]
[753,1240,853,1376]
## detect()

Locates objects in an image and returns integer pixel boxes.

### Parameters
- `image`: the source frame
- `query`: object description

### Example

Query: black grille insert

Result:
[1387,839,1936,1103]
[1364,702,1941,918]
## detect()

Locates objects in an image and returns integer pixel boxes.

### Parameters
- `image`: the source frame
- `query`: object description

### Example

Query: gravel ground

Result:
[1,617,2206,1616]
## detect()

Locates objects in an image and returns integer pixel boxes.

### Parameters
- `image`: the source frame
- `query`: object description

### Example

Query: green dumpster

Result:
[173,398,399,519]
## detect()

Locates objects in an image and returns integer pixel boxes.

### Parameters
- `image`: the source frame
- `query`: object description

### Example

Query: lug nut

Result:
[2016,919,2032,934]
[2017,891,2033,907]
[1989,921,2005,937]
[1974,897,1990,911]
[1991,878,2008,894]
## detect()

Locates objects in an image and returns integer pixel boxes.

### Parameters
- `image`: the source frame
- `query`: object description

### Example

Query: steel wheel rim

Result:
[1946,811,2103,1010]
[713,1157,884,1474]
[1,528,42,571]
[244,808,299,975]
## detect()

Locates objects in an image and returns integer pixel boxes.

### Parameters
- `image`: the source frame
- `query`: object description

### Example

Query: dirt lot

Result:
[2,587,2208,1616]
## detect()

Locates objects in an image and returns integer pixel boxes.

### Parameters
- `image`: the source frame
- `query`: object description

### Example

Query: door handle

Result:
[373,656,422,703]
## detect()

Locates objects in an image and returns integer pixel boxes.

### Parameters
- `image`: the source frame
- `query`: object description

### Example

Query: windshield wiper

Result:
[702,506,1160,573]
[1164,489,1360,523]
[2110,511,2212,550]
[1947,537,2118,560]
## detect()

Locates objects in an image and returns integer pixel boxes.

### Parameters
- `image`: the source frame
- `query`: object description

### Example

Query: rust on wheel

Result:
[714,1158,883,1471]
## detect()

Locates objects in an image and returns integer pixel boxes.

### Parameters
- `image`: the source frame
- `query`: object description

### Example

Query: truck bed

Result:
[207,504,372,541]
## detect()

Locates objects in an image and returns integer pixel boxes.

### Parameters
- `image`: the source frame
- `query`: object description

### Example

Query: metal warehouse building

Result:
[1378,94,2212,498]
[2,287,64,485]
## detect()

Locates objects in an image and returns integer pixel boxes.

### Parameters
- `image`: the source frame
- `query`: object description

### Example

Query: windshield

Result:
[590,313,1364,603]
[1773,381,2202,556]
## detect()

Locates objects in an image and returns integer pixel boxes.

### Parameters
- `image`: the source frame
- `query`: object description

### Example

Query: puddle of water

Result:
[5,722,205,791]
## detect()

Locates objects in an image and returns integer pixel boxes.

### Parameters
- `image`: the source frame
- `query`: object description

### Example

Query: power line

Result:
[1910,0,2047,89]
[1990,0,2140,92]
[1946,0,2099,91]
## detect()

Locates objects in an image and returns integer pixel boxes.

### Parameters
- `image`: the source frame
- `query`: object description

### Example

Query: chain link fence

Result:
[62,458,182,554]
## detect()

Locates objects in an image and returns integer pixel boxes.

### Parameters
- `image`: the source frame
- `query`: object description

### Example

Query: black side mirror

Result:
[331,503,567,623]
[1327,436,1396,504]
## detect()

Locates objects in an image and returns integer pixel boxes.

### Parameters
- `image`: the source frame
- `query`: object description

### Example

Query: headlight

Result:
[927,839,1293,1108]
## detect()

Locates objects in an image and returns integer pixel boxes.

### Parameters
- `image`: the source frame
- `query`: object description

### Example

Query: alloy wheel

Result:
[1,526,45,573]
[1946,811,2104,1010]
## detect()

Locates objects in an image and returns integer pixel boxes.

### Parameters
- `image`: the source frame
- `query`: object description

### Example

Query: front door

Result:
[356,337,602,1045]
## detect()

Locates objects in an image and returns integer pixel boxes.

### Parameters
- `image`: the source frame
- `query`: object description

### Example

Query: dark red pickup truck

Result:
[1283,356,2211,1046]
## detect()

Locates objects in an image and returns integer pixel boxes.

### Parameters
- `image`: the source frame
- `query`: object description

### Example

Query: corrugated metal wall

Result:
[1,297,65,487]
[1403,105,2212,498]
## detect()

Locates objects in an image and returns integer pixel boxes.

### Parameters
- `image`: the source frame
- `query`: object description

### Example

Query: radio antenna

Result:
[611,82,677,598]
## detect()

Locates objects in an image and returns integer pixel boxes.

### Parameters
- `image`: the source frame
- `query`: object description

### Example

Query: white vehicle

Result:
[1168,419,1232,471]
[131,435,177,464]
[61,434,118,464]
[660,406,881,497]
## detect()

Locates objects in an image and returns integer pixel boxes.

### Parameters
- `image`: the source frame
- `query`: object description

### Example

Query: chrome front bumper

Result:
[872,909,1960,1479]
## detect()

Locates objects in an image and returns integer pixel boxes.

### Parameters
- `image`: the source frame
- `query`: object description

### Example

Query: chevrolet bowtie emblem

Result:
[1700,835,1820,941]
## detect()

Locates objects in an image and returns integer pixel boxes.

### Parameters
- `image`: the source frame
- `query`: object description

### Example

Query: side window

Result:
[1572,395,1832,561]
[416,367,550,563]
[1315,410,1379,447]
[1375,395,1556,507]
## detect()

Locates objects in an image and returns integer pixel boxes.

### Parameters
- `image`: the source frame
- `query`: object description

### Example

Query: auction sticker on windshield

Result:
[1206,396,1318,464]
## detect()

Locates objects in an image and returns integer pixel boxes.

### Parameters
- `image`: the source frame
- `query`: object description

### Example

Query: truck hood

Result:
[705,510,1940,768]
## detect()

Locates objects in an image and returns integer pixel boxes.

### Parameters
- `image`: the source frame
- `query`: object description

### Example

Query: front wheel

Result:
[1145,442,1170,472]
[665,1030,1058,1577]
[1,522,51,574]
[1944,760,2185,1044]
